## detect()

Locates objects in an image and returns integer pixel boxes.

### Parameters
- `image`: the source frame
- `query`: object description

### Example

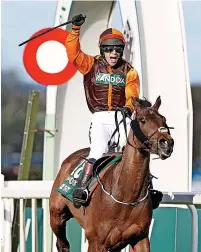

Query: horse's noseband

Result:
[130,119,150,148]
[130,119,173,150]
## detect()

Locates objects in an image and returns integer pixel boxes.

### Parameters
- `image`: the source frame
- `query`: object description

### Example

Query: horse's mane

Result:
[136,97,152,108]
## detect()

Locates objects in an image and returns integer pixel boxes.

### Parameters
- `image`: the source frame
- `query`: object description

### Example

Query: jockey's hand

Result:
[122,107,132,117]
[72,14,86,26]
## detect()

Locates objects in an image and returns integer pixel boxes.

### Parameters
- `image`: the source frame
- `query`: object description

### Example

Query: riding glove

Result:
[122,107,132,117]
[72,14,86,26]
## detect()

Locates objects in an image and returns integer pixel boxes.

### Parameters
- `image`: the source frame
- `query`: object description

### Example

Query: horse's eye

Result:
[140,117,146,124]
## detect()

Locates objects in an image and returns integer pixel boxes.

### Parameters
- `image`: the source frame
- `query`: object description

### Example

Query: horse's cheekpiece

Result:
[56,154,122,204]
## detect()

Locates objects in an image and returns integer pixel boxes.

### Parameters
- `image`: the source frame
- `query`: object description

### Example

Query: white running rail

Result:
[1,175,52,252]
[1,174,201,252]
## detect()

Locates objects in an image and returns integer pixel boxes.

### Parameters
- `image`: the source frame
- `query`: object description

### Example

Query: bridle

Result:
[108,108,174,152]
[130,116,174,151]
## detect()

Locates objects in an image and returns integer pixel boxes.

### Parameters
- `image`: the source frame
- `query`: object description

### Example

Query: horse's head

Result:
[130,96,174,160]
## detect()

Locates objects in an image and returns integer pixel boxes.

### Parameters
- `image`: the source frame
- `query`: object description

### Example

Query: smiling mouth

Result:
[110,56,117,62]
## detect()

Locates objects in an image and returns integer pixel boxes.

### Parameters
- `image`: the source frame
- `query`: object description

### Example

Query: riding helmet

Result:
[99,28,125,55]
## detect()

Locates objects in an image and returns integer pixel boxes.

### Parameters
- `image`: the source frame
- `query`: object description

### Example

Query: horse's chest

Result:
[104,206,151,246]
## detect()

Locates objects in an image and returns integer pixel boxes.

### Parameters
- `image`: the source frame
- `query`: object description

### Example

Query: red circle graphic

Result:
[23,28,77,86]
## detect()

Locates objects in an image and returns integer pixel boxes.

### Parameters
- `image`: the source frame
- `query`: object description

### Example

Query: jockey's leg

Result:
[72,159,95,208]
[73,112,110,208]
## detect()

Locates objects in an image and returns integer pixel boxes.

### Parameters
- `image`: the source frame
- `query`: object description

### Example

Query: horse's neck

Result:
[113,132,150,201]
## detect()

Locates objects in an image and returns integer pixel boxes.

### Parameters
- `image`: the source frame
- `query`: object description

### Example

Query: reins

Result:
[108,108,130,149]
[108,109,174,152]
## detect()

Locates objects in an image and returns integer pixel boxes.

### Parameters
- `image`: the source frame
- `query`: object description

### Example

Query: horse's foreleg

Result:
[50,195,72,252]
[50,209,70,251]
[131,237,150,252]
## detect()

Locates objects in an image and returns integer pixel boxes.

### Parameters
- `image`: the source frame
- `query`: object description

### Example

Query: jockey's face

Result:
[102,45,124,66]
[104,50,121,66]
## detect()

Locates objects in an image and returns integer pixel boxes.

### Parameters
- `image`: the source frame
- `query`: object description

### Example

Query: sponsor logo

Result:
[96,73,125,86]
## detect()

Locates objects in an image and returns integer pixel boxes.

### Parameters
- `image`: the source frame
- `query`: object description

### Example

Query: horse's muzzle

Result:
[158,138,174,160]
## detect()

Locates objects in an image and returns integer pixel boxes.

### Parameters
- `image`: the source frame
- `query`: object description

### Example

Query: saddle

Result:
[87,152,122,192]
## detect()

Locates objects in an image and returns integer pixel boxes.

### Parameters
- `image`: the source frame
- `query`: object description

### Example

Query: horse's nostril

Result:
[159,139,168,147]
[159,138,174,149]
[169,139,174,147]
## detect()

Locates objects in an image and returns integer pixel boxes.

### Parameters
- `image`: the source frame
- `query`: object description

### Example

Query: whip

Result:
[18,15,86,47]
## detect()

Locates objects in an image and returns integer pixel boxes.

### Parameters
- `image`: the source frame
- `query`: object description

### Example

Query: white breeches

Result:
[88,111,131,160]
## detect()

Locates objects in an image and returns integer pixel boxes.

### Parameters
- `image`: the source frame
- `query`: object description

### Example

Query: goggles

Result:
[101,45,124,54]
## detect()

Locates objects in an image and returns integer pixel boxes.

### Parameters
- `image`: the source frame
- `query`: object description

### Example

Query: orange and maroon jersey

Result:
[65,25,140,113]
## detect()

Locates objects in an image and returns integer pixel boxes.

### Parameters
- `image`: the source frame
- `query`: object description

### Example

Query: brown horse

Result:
[49,96,174,252]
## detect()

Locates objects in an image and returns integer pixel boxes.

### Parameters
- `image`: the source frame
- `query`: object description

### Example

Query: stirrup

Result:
[83,189,89,200]
[73,189,89,209]
[73,188,89,203]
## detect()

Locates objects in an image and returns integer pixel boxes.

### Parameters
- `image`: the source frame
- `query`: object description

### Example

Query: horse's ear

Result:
[153,96,161,111]
[131,97,140,109]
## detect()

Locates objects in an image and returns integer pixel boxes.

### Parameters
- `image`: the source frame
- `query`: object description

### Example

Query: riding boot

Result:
[72,162,93,208]
[148,174,163,210]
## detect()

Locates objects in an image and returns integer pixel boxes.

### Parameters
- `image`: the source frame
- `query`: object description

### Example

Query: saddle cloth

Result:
[57,153,122,202]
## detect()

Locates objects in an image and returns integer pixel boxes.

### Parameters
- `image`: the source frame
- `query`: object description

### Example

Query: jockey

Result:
[65,14,162,208]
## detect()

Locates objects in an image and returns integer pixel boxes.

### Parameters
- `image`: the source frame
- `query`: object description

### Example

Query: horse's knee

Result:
[56,240,70,252]
[50,213,62,235]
